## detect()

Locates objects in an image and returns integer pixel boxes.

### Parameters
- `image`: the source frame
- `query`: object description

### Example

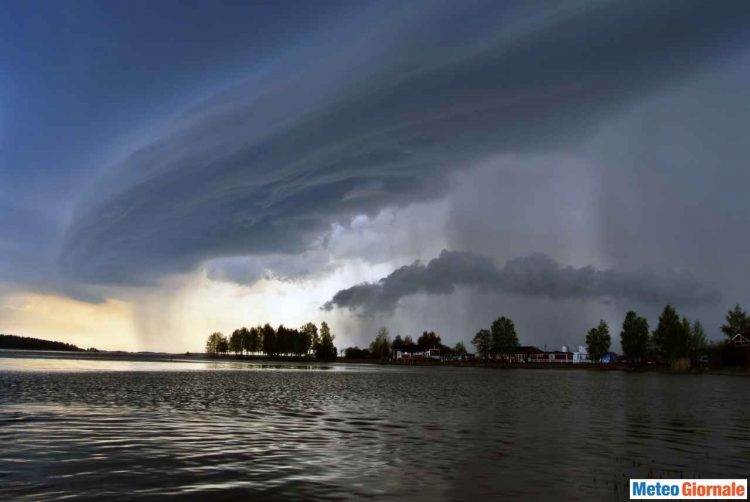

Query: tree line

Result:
[467,303,748,367]
[209,303,750,368]
[468,303,748,367]
[344,329,469,360]
[205,321,337,360]
[584,304,739,367]
[353,303,749,368]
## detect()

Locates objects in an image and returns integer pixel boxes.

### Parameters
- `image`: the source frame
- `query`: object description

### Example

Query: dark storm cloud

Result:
[323,250,721,315]
[0,204,105,303]
[60,0,750,285]
[204,250,334,286]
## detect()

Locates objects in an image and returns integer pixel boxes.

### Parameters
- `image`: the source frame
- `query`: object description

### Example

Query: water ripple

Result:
[0,366,748,500]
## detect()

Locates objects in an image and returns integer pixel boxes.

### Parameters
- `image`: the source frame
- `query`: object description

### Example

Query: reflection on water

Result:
[0,352,342,373]
[0,358,748,500]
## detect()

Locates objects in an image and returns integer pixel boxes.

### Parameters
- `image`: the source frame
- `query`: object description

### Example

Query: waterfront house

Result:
[394,348,441,361]
[550,350,573,363]
[512,346,544,363]
[572,346,590,364]
[727,333,750,347]
[528,350,573,363]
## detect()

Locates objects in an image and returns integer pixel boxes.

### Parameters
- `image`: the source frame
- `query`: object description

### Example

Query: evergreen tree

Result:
[653,305,690,363]
[721,304,750,339]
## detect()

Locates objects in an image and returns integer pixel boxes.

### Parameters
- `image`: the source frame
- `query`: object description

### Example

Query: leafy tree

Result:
[620,311,650,363]
[288,326,301,356]
[273,325,303,357]
[261,323,276,356]
[299,322,318,356]
[439,343,454,357]
[688,319,708,365]
[490,316,519,358]
[229,329,243,356]
[248,326,261,355]
[653,305,688,363]
[239,327,251,355]
[217,335,229,356]
[370,327,391,361]
[276,325,291,356]
[453,341,467,356]
[721,304,750,339]
[205,332,225,356]
[586,320,611,362]
[344,346,371,359]
[315,321,337,360]
[417,331,442,350]
[402,336,418,352]
[289,327,305,356]
[391,335,404,352]
[472,329,491,361]
[291,328,303,356]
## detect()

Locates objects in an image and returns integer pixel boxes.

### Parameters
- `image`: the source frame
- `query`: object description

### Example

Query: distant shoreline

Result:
[0,334,89,352]
[1,349,747,375]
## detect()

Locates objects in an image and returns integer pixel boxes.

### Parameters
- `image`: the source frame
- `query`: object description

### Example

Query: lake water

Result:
[1,354,748,500]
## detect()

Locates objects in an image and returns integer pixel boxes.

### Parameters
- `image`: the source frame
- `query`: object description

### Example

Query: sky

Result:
[2,0,750,353]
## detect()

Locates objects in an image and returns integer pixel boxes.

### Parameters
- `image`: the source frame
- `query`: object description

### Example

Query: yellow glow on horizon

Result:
[0,257,393,353]
[132,267,378,353]
[0,292,137,351]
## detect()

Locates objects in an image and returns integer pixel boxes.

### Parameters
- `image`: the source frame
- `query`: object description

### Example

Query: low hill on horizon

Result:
[0,334,96,352]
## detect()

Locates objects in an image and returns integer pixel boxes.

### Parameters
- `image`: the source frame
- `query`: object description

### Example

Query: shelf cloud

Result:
[58,0,750,286]
[323,250,721,315]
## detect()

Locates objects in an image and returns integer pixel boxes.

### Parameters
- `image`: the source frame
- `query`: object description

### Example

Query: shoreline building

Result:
[513,345,591,364]
[572,346,590,364]
[394,348,441,361]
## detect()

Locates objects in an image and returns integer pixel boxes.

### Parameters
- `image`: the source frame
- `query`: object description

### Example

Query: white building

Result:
[572,345,590,364]
[394,348,441,360]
